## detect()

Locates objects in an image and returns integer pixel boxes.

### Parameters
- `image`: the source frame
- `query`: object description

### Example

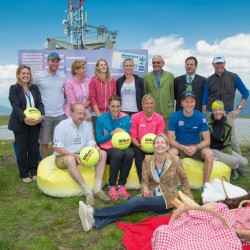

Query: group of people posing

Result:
[8,52,249,231]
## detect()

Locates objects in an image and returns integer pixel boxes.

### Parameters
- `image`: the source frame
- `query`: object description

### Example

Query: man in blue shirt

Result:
[168,91,213,187]
[203,55,249,154]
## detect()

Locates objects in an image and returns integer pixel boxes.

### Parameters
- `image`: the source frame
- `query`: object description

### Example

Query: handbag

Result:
[218,177,250,209]
[152,203,242,250]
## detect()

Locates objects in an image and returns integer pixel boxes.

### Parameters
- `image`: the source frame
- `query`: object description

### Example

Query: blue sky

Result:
[1,0,250,107]
[0,0,249,64]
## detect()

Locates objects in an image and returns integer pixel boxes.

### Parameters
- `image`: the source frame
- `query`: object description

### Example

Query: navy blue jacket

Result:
[8,84,45,132]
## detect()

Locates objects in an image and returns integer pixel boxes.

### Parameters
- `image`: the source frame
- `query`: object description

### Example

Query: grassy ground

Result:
[0,117,249,250]
[0,115,9,126]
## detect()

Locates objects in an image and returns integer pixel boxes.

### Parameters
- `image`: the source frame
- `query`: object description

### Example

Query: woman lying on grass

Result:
[79,134,193,231]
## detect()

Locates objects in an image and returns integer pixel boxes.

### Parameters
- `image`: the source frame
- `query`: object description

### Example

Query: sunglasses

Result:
[152,61,161,65]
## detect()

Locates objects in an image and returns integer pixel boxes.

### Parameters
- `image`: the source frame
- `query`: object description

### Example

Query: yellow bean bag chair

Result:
[37,155,105,198]
[104,160,141,189]
[181,158,231,189]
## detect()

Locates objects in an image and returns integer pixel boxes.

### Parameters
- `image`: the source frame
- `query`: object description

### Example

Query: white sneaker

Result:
[79,201,94,232]
[86,204,94,215]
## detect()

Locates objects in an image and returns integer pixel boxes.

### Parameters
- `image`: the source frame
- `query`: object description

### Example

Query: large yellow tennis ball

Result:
[140,133,156,153]
[111,131,131,150]
[24,108,41,125]
[80,146,100,167]
[181,158,231,189]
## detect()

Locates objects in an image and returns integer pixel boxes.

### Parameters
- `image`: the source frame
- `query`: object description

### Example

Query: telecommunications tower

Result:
[47,0,118,50]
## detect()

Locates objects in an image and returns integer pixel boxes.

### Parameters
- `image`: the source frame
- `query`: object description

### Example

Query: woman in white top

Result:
[116,58,144,117]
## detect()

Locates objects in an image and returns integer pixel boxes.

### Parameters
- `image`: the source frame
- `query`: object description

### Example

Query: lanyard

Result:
[155,159,166,178]
[24,87,32,107]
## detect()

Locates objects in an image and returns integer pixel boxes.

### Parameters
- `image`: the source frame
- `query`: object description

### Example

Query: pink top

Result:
[65,76,91,117]
[130,111,165,143]
[89,76,116,114]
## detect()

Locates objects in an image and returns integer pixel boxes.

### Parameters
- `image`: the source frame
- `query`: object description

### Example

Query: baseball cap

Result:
[213,55,225,64]
[181,91,195,100]
[47,52,61,61]
[211,100,224,110]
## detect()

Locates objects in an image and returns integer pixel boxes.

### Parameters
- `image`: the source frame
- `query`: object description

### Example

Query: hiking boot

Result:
[117,185,130,199]
[85,193,95,206]
[79,201,94,232]
[108,186,119,200]
[94,190,111,203]
[231,170,239,180]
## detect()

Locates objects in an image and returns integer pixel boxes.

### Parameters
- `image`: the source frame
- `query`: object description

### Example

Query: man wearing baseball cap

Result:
[203,55,249,154]
[168,90,214,189]
[34,52,66,158]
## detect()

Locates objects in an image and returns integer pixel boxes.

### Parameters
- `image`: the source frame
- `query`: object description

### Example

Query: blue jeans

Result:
[94,196,170,229]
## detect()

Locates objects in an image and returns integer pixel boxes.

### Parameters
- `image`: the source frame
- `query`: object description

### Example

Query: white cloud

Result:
[0,64,17,107]
[1,33,250,108]
[0,64,17,80]
[141,33,250,89]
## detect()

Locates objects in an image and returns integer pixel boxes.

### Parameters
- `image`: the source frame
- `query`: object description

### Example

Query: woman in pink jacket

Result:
[89,59,116,129]
[65,60,91,117]
[130,94,165,181]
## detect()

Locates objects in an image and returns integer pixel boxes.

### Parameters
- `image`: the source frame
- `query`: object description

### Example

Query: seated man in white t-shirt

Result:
[53,102,110,205]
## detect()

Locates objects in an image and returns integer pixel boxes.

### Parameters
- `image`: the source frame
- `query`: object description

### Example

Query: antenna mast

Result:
[47,0,118,50]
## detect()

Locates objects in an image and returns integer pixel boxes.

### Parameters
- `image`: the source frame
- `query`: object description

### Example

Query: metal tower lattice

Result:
[63,0,85,49]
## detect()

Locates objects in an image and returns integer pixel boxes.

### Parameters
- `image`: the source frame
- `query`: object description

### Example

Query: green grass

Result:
[0,115,9,126]
[0,116,250,249]
[0,143,162,250]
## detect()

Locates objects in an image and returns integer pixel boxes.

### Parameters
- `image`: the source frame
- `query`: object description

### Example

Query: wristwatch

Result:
[237,105,242,109]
